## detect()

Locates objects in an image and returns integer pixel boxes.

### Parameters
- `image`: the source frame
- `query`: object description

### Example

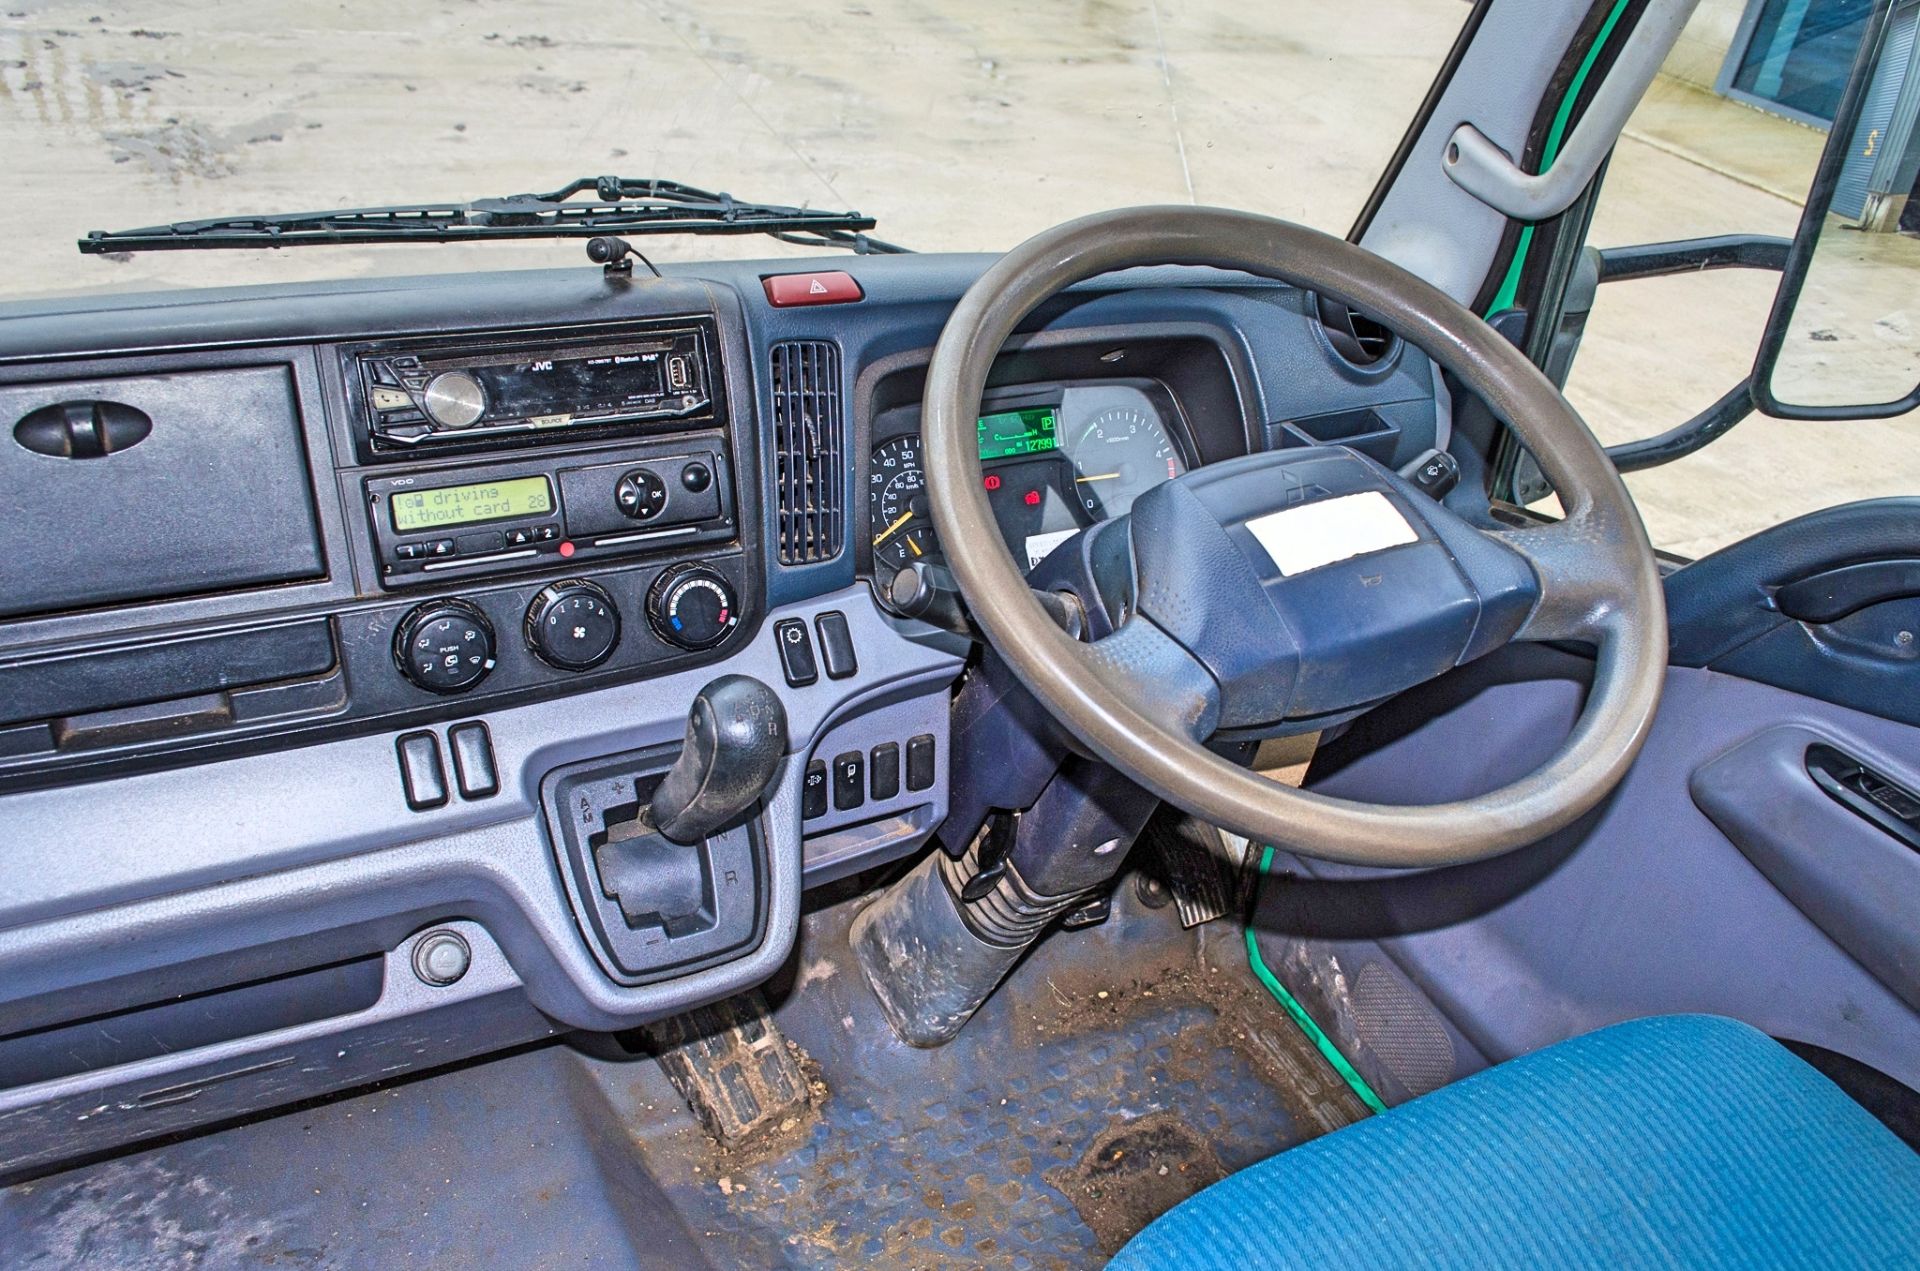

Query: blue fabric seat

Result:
[1113,1014,1920,1269]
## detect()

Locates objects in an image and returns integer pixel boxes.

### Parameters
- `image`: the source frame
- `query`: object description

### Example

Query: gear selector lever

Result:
[646,673,788,844]
[593,674,787,937]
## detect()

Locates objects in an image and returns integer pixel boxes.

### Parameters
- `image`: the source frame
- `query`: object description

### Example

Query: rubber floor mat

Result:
[0,866,1363,1269]
[585,874,1367,1268]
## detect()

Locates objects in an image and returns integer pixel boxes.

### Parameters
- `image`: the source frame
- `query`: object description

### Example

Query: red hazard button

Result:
[762,271,864,307]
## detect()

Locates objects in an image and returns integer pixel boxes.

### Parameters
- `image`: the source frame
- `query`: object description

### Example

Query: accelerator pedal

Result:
[645,989,816,1148]
[1142,816,1246,929]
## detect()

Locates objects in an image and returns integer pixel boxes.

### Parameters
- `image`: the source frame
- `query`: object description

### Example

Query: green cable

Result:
[1244,845,1390,1116]
[1486,0,1635,315]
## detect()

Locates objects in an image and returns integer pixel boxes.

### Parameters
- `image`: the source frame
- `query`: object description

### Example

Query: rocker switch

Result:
[815,611,857,679]
[774,619,818,687]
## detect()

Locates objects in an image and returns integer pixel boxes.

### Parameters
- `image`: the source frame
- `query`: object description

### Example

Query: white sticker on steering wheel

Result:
[1246,491,1418,576]
[1024,528,1080,570]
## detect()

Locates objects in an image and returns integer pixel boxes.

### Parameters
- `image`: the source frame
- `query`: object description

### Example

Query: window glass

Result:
[1728,0,1874,121]
[0,3,1471,300]
[1558,0,1920,560]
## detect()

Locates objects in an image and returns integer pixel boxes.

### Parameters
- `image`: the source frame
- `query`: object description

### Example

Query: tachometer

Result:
[1069,404,1184,518]
[868,435,938,568]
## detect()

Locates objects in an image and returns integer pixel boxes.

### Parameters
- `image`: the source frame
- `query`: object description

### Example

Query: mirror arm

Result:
[1596,234,1790,283]
[1606,378,1756,474]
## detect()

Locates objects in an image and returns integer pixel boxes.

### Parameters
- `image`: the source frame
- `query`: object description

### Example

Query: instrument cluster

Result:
[867,383,1188,577]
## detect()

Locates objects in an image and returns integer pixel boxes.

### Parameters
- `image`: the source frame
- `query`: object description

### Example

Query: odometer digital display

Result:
[977,406,1059,460]
[389,475,553,533]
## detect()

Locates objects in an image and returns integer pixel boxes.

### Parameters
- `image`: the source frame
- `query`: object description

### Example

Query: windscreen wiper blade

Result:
[79,176,908,255]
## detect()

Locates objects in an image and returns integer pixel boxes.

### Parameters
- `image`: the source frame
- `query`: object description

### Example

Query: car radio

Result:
[349,318,719,455]
[365,440,735,586]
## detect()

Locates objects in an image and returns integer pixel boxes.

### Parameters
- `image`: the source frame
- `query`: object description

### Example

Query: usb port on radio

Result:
[667,355,691,391]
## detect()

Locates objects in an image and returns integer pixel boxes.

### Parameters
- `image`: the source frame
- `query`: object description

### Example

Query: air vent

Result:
[1315,294,1398,368]
[769,340,845,565]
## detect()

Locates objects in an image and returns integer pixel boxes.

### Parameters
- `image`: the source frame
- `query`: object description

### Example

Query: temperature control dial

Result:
[524,579,621,671]
[394,599,497,693]
[647,563,739,651]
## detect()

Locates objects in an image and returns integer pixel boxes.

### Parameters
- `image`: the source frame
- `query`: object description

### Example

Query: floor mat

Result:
[585,877,1368,1268]
[0,866,1364,1269]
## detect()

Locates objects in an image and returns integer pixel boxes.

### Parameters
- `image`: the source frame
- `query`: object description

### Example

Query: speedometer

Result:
[1069,405,1185,518]
[868,435,938,568]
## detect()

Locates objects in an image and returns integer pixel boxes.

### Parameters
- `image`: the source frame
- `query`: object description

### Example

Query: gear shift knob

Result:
[648,674,788,844]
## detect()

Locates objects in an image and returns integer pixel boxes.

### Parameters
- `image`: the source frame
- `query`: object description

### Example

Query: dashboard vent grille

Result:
[1315,294,1397,368]
[769,340,845,565]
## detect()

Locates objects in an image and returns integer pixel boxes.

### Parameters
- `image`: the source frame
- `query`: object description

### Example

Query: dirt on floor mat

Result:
[1044,1109,1228,1252]
[596,884,1371,1269]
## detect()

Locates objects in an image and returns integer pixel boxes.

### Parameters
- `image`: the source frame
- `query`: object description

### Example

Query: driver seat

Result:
[1113,1015,1920,1268]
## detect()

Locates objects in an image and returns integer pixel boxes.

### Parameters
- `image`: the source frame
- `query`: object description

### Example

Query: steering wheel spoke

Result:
[1081,617,1222,743]
[1493,507,1646,644]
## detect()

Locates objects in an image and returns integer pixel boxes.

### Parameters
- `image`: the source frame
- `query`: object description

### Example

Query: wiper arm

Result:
[79,176,908,256]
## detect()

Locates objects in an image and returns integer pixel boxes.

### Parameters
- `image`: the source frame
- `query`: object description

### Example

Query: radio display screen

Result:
[478,351,667,419]
[389,475,553,533]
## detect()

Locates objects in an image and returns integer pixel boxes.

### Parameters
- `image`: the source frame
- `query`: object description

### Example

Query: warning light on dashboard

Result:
[1023,490,1041,506]
[983,474,1001,491]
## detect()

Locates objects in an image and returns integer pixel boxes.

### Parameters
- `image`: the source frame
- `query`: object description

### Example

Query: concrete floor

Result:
[0,0,1914,558]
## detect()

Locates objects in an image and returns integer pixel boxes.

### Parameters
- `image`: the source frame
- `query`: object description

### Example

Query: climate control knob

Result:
[524,579,621,671]
[394,598,496,694]
[647,563,740,650]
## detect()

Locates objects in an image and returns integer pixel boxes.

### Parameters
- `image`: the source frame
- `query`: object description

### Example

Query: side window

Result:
[1556,0,1920,561]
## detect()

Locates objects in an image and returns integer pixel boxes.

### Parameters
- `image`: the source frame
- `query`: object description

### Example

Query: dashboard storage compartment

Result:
[0,365,324,620]
[0,618,338,729]
[0,956,383,1093]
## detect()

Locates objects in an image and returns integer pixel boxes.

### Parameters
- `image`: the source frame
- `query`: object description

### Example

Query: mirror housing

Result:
[1753,0,1920,420]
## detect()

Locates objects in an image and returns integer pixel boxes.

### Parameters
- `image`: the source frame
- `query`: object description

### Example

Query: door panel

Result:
[1692,724,1920,1012]
[1278,641,1920,1092]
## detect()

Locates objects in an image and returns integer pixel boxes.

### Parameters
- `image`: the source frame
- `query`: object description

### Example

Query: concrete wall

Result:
[1662,0,1749,90]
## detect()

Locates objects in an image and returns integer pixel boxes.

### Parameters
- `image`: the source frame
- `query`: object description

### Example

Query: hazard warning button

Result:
[761,271,865,307]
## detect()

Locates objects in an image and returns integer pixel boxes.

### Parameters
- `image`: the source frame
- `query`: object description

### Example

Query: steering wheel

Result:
[922,207,1666,868]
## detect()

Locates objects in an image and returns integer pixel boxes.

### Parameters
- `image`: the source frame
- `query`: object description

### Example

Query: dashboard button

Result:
[447,722,499,799]
[802,759,829,820]
[832,750,865,811]
[870,742,900,801]
[525,579,621,671]
[456,529,505,556]
[815,610,857,679]
[762,270,864,307]
[680,461,712,493]
[906,733,936,792]
[397,730,448,810]
[614,468,669,520]
[773,618,818,686]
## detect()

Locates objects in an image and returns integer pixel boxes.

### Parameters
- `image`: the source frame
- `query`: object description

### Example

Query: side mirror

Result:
[1754,0,1920,420]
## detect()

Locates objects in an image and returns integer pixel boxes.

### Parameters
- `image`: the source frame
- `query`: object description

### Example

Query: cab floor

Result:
[0,864,1362,1269]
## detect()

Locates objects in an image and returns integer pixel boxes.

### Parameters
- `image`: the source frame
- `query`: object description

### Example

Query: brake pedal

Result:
[645,989,816,1147]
